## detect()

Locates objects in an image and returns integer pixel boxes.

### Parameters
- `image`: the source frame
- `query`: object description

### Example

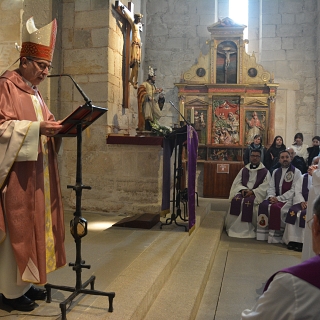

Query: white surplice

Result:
[302,169,320,261]
[256,167,302,243]
[241,272,320,320]
[282,174,312,245]
[225,163,270,238]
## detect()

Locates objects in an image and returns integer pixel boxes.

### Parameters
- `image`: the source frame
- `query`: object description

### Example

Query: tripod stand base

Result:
[160,211,188,232]
[45,275,115,320]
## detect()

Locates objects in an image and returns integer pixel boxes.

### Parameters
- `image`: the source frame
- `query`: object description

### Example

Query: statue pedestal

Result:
[104,134,165,214]
[106,134,163,145]
[135,130,153,137]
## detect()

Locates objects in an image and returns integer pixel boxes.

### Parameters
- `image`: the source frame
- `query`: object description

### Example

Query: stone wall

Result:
[143,0,217,128]
[317,1,320,135]
[54,0,166,213]
[251,0,319,145]
[0,0,23,74]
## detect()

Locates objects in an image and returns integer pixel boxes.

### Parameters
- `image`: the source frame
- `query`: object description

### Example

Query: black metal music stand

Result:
[45,103,115,320]
[160,126,188,232]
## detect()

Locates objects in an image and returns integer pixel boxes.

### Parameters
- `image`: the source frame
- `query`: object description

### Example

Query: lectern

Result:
[45,77,115,320]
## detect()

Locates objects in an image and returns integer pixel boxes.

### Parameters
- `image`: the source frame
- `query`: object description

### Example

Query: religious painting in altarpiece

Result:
[242,99,269,147]
[212,97,240,146]
[184,98,209,146]
[244,109,268,146]
[216,41,238,84]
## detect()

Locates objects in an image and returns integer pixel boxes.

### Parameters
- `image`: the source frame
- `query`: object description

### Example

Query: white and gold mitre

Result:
[20,17,57,62]
[148,66,155,77]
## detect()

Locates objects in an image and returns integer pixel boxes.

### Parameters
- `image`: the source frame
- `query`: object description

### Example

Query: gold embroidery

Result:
[245,201,251,207]
[31,95,56,273]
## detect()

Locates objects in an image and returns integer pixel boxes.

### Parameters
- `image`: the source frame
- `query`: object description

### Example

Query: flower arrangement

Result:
[150,120,172,136]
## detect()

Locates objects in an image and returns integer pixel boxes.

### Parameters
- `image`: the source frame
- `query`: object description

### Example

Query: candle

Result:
[191,107,194,124]
[180,100,184,121]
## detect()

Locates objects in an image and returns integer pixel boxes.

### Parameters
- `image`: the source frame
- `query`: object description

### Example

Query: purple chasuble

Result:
[230,167,268,222]
[264,255,320,292]
[285,173,309,227]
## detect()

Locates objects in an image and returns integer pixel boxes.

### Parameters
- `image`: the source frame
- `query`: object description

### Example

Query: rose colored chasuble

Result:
[230,167,268,222]
[258,165,295,230]
[0,70,66,285]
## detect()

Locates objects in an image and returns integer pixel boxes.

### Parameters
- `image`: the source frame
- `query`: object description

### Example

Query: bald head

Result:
[312,156,320,166]
[286,148,296,160]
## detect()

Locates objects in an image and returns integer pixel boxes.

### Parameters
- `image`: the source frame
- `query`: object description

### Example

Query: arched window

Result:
[229,0,248,41]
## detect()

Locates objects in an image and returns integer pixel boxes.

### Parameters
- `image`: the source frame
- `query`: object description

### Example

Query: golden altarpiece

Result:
[176,18,278,198]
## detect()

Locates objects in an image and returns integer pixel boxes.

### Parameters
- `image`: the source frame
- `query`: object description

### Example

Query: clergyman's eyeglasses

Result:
[27,57,53,72]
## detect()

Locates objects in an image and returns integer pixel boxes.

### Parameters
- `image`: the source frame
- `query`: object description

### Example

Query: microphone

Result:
[169,100,190,125]
[47,74,91,106]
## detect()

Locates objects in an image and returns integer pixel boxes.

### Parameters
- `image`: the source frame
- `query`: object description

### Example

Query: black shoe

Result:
[25,286,47,301]
[2,295,36,311]
[287,242,295,250]
[294,243,303,252]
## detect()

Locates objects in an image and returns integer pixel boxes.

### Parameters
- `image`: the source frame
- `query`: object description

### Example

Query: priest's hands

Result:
[268,196,279,204]
[241,189,254,197]
[301,201,307,210]
[40,121,63,136]
[308,165,318,176]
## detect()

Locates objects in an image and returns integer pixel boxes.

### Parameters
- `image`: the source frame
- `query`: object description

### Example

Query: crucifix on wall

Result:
[216,41,238,84]
[115,1,143,108]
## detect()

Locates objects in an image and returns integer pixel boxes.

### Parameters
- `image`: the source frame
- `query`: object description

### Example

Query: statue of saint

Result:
[137,66,165,131]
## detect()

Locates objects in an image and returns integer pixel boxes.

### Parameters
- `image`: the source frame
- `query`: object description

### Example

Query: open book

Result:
[56,104,108,137]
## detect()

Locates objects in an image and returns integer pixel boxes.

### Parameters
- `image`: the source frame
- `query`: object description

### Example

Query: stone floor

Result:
[0,198,301,319]
[196,228,300,320]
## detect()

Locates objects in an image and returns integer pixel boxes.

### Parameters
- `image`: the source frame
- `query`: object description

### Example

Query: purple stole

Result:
[230,167,268,222]
[285,173,309,228]
[274,165,295,196]
[258,165,295,230]
[264,255,320,292]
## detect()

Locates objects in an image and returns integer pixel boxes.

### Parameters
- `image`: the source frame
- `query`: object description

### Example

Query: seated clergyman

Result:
[241,195,320,319]
[257,150,302,243]
[282,172,311,252]
[225,149,271,238]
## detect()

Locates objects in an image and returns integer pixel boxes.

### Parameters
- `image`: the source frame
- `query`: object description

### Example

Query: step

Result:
[143,210,225,320]
[97,199,214,320]
[27,199,213,320]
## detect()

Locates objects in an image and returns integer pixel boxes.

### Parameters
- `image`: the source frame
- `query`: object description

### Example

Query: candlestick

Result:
[180,100,184,122]
[191,107,194,124]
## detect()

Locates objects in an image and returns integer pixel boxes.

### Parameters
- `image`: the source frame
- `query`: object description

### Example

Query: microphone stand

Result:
[45,74,115,320]
[48,74,92,105]
[169,100,190,126]
[160,102,190,231]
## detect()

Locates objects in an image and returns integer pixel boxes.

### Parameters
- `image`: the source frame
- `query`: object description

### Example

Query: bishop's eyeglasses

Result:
[27,57,53,72]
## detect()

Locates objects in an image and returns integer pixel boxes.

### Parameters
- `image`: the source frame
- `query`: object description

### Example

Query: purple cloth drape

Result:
[187,125,198,232]
[161,138,172,215]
